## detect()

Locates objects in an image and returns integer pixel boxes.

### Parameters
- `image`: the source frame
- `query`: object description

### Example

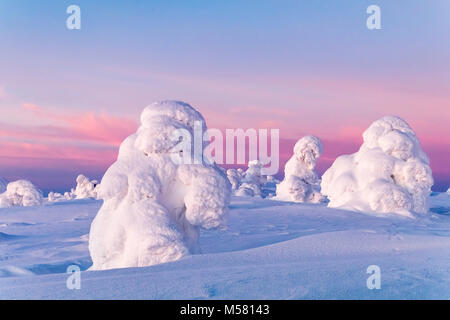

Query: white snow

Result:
[321,116,433,216]
[275,135,324,203]
[0,180,43,208]
[0,192,449,299]
[88,101,231,270]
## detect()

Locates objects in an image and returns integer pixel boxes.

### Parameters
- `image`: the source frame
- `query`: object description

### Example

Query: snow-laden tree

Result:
[275,135,324,203]
[235,160,266,197]
[89,101,231,270]
[0,177,8,194]
[47,192,64,202]
[321,116,433,215]
[0,180,43,208]
[226,168,244,191]
[73,174,99,199]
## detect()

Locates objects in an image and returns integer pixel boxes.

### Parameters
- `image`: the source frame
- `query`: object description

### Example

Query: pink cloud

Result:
[18,103,137,146]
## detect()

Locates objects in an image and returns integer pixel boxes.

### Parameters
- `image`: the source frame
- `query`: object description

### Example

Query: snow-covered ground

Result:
[0,193,449,299]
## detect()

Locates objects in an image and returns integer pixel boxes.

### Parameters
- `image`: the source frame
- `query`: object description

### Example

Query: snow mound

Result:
[89,101,231,270]
[0,177,8,194]
[235,160,266,197]
[275,135,324,203]
[73,174,99,199]
[0,180,43,208]
[321,116,433,215]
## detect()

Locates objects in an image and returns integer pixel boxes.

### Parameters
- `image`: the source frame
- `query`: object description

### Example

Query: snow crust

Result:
[275,135,324,203]
[321,116,433,215]
[88,101,231,270]
[0,180,43,208]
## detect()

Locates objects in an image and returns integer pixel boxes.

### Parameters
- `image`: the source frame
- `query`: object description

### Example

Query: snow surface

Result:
[321,116,433,216]
[275,135,324,203]
[0,193,449,299]
[89,101,231,270]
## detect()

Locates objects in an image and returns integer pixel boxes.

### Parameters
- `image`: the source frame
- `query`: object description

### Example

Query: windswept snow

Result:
[0,193,449,299]
[0,180,43,208]
[321,116,433,216]
[276,135,324,203]
[89,101,231,270]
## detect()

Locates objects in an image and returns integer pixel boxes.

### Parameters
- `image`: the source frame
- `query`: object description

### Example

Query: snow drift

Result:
[321,116,433,215]
[0,180,43,208]
[89,101,231,270]
[275,135,324,203]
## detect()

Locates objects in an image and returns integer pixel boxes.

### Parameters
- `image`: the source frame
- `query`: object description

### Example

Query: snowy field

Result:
[0,193,449,299]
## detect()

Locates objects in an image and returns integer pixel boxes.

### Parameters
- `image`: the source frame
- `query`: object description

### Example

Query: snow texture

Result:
[275,135,324,203]
[89,101,231,270]
[321,116,433,215]
[0,180,43,208]
[1,193,450,299]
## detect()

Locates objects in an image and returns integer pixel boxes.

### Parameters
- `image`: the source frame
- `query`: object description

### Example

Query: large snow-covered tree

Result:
[88,101,231,270]
[321,116,433,215]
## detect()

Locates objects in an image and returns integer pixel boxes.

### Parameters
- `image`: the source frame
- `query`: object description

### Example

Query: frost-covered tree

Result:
[226,168,244,191]
[73,174,98,199]
[275,135,324,203]
[321,116,433,215]
[0,180,43,208]
[235,160,266,197]
[89,101,231,270]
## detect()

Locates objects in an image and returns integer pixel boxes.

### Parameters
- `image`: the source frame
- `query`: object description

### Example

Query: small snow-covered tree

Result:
[226,168,244,191]
[235,160,266,197]
[321,116,433,215]
[88,101,231,270]
[73,174,98,199]
[0,180,43,208]
[275,135,324,203]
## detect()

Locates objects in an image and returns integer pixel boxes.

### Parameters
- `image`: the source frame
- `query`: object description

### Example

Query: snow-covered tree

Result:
[0,180,43,208]
[89,101,231,270]
[275,135,324,203]
[226,168,244,191]
[321,116,433,215]
[235,160,266,197]
[73,174,99,199]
